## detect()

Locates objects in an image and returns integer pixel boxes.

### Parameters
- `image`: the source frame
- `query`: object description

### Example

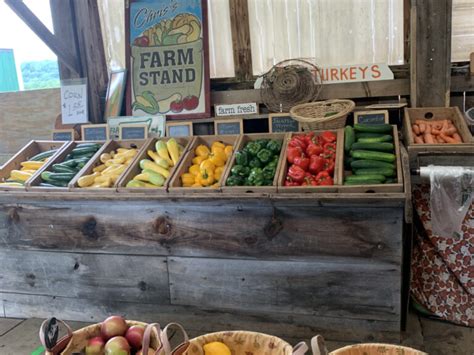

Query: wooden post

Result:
[410,0,453,107]
[229,0,253,81]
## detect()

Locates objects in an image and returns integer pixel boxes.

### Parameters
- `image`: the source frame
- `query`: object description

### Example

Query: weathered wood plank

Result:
[0,199,402,262]
[0,250,169,303]
[0,318,23,337]
[229,0,253,81]
[168,257,400,322]
[0,293,401,341]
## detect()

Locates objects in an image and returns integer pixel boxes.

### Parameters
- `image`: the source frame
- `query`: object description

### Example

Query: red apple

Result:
[125,325,145,349]
[101,316,128,340]
[85,336,105,355]
[104,336,130,355]
[136,348,155,355]
[170,100,183,113]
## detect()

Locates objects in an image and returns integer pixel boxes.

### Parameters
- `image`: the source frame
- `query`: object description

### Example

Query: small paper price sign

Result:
[61,78,88,124]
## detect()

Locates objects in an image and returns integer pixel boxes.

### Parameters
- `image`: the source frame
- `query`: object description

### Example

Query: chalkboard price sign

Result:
[119,124,148,140]
[214,119,243,135]
[81,124,109,141]
[354,110,389,125]
[166,122,193,137]
[268,114,300,133]
[52,129,75,141]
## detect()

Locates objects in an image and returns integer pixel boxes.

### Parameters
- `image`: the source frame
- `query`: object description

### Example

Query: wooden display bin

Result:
[403,107,474,167]
[26,141,107,192]
[168,135,241,194]
[339,125,404,193]
[277,129,343,193]
[117,137,195,194]
[0,140,69,191]
[221,133,287,195]
[69,139,148,192]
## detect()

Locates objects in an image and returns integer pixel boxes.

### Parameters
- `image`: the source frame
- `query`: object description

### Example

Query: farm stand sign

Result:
[127,0,210,119]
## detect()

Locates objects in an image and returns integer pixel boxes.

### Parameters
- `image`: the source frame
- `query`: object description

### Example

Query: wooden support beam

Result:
[410,0,453,107]
[229,0,253,81]
[5,0,81,75]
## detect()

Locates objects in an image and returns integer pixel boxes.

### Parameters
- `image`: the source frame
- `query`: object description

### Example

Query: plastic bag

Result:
[423,165,474,237]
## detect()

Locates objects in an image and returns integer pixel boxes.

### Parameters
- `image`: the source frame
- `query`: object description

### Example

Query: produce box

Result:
[403,107,474,166]
[276,129,343,193]
[221,133,287,194]
[26,141,106,192]
[0,140,69,191]
[69,139,149,192]
[168,135,241,194]
[339,125,403,193]
[117,136,194,193]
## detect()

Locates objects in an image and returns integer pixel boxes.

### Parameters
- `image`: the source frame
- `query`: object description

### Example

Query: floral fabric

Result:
[411,184,473,327]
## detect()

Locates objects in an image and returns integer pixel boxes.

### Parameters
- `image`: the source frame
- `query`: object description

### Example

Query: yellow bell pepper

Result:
[196,171,215,187]
[192,155,206,165]
[200,159,216,173]
[208,151,226,167]
[214,166,224,180]
[211,145,225,155]
[189,164,200,176]
[211,141,225,151]
[191,182,203,188]
[195,144,210,158]
[211,182,220,188]
[224,145,233,159]
[181,173,195,186]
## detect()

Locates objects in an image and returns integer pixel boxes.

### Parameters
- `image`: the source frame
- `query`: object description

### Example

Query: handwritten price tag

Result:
[61,78,88,124]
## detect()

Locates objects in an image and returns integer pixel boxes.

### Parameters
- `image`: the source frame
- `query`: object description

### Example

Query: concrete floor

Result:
[0,311,472,355]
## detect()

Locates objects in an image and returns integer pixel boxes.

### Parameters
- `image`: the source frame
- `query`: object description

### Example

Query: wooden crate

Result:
[403,107,474,167]
[221,133,288,195]
[26,141,107,192]
[117,137,195,194]
[0,140,69,191]
[338,125,404,193]
[276,129,343,193]
[69,139,149,192]
[168,135,241,194]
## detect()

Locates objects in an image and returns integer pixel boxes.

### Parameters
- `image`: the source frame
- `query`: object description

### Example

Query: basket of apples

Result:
[41,316,160,355]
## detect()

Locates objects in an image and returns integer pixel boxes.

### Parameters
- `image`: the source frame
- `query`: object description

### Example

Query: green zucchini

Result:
[45,180,69,187]
[344,126,355,152]
[41,171,75,182]
[345,174,386,182]
[39,182,59,188]
[354,123,393,133]
[351,159,395,170]
[52,164,77,174]
[351,150,396,163]
[30,149,57,161]
[385,178,397,184]
[355,132,387,139]
[357,135,393,143]
[351,142,394,152]
[75,143,102,149]
[71,146,99,156]
[344,179,384,185]
[354,168,395,177]
[344,156,353,169]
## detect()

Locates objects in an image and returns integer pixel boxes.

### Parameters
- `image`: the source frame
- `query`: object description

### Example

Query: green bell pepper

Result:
[226,175,244,186]
[267,159,278,169]
[257,148,272,163]
[245,141,261,156]
[263,179,273,186]
[235,150,248,166]
[262,165,276,180]
[231,165,250,177]
[248,158,263,169]
[266,139,282,154]
[247,167,264,186]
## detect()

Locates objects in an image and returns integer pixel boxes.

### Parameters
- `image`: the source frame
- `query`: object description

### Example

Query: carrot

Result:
[416,119,429,126]
[412,124,420,135]
[437,135,446,143]
[441,120,449,131]
[452,133,463,143]
[444,127,457,136]
[440,133,456,143]
[424,133,435,144]
[433,122,442,130]
[414,136,424,144]
[425,124,432,134]
[431,128,441,135]
[419,123,426,133]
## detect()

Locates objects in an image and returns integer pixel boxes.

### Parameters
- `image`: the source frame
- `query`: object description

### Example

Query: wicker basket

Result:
[330,344,426,355]
[290,99,355,130]
[41,319,160,355]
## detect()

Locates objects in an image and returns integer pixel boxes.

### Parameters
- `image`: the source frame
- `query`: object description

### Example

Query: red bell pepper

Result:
[309,155,325,174]
[315,171,334,185]
[284,178,300,186]
[293,156,310,171]
[289,135,307,149]
[287,146,303,164]
[322,159,335,175]
[322,143,336,160]
[321,131,337,144]
[306,142,323,157]
[287,165,305,183]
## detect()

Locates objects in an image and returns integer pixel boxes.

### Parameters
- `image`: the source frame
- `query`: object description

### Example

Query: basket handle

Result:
[142,323,164,355]
[310,335,328,355]
[39,318,73,355]
[292,341,309,355]
[160,322,190,355]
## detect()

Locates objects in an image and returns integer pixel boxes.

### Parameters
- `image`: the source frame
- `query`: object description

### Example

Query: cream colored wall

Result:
[0,88,60,164]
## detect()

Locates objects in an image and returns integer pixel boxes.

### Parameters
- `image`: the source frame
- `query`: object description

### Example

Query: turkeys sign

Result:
[316,63,393,84]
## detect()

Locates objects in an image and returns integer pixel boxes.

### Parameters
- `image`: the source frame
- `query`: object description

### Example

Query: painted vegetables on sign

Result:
[129,0,210,118]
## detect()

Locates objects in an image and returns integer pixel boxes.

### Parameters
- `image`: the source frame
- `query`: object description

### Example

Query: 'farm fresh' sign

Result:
[128,0,210,119]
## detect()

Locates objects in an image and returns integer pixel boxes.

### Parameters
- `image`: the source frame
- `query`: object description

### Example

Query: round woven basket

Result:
[330,343,426,355]
[290,99,355,131]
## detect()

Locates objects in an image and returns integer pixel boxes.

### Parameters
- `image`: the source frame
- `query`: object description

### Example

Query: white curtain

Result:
[452,0,474,62]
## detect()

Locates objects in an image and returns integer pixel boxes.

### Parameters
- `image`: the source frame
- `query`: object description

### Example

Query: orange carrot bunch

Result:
[411,119,463,144]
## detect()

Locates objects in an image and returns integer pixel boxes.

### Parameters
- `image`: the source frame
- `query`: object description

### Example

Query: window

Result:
[0,0,60,92]
[452,0,474,61]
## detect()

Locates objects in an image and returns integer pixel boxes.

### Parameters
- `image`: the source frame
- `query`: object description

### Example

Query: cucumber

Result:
[71,146,99,156]
[357,135,393,143]
[385,178,397,184]
[344,126,355,152]
[351,159,395,170]
[75,143,101,149]
[56,159,77,168]
[30,149,57,161]
[355,133,387,139]
[351,150,396,163]
[344,156,353,169]
[345,174,386,182]
[344,179,384,185]
[351,142,394,152]
[41,171,75,182]
[354,168,395,177]
[39,183,60,188]
[52,164,77,174]
[354,123,393,133]
[45,180,69,187]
